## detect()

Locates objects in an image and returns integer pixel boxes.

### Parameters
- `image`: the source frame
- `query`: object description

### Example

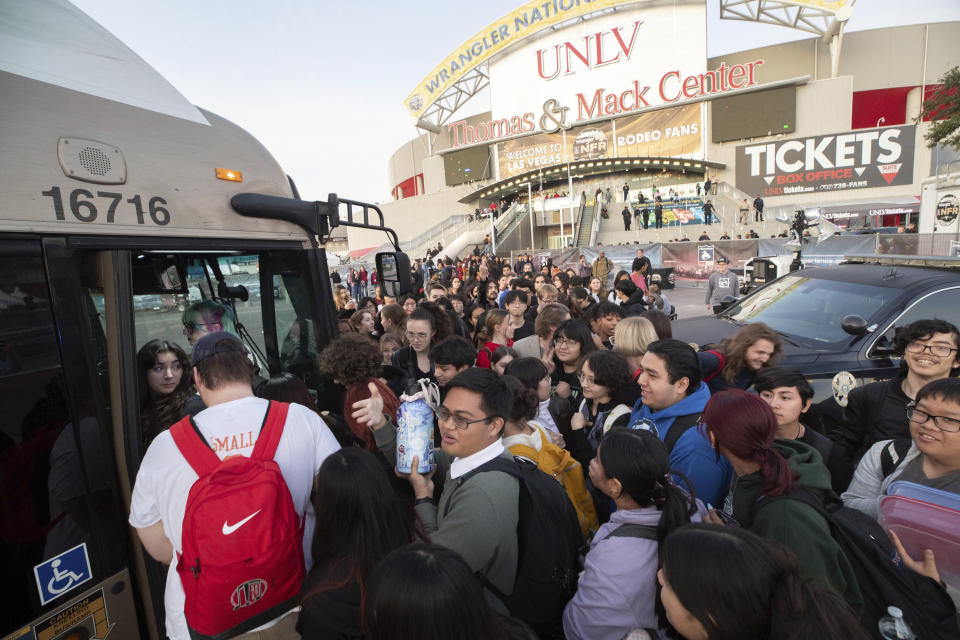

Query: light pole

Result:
[567,163,574,247]
[526,181,534,250]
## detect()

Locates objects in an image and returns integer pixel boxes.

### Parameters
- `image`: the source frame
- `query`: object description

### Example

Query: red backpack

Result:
[170,401,305,638]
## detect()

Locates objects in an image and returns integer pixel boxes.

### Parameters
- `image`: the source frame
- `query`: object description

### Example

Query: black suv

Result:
[671,255,960,421]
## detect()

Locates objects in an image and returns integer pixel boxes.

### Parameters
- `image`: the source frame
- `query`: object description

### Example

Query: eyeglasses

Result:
[436,405,492,430]
[406,331,431,341]
[905,341,958,358]
[183,322,221,334]
[906,404,960,433]
[554,338,578,347]
[577,372,596,385]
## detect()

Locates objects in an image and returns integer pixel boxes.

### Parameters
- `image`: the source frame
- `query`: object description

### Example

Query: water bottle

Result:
[396,379,438,474]
[878,606,916,640]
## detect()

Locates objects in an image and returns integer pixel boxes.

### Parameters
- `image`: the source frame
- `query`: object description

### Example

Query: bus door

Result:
[85,240,334,638]
[0,237,141,640]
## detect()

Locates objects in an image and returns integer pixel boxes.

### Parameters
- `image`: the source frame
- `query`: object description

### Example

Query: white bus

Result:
[0,2,409,638]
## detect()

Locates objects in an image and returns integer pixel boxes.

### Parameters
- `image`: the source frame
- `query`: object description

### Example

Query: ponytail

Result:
[597,430,697,543]
[754,446,795,496]
[702,389,797,496]
[657,471,699,542]
[477,309,507,348]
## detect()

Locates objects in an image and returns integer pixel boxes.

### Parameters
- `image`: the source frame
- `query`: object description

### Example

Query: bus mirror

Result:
[133,255,187,294]
[217,281,249,302]
[376,252,412,298]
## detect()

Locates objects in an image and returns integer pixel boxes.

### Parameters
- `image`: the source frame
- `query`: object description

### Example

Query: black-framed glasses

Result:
[906,404,960,433]
[436,405,493,431]
[905,341,959,358]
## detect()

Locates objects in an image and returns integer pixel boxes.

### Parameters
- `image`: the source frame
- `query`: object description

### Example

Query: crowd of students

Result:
[131,254,960,640]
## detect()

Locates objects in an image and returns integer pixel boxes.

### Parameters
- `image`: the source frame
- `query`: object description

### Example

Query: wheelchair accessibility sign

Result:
[33,543,92,605]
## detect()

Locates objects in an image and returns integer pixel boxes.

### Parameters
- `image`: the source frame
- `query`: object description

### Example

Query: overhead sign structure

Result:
[495,103,703,180]
[735,125,916,196]
[404,0,637,120]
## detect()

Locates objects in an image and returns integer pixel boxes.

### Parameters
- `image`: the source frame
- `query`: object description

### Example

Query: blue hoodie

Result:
[627,382,733,507]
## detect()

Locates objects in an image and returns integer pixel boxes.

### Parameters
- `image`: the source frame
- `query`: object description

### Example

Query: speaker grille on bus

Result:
[57,138,127,185]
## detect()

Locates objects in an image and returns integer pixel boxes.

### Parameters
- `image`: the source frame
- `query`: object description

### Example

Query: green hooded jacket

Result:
[732,439,863,611]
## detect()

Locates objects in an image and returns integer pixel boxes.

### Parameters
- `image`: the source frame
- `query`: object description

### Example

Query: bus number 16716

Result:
[41,186,171,225]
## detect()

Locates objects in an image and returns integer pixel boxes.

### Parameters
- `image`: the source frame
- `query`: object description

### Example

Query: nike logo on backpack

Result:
[222,509,262,535]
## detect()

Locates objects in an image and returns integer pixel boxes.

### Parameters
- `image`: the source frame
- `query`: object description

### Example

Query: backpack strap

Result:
[662,413,702,454]
[251,401,290,461]
[880,438,912,478]
[170,415,222,478]
[602,405,632,434]
[443,456,521,518]
[170,401,290,476]
[607,523,658,540]
[701,350,726,382]
[746,486,830,529]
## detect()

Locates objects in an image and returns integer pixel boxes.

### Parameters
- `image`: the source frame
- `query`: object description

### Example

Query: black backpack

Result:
[447,456,585,640]
[750,489,960,640]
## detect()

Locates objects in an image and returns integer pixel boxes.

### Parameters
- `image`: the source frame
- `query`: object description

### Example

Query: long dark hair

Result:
[503,357,549,390]
[136,339,193,445]
[659,524,868,640]
[714,323,782,384]
[408,301,453,346]
[701,389,794,496]
[598,430,696,540]
[363,544,523,640]
[552,319,597,372]
[307,449,425,598]
[260,373,356,448]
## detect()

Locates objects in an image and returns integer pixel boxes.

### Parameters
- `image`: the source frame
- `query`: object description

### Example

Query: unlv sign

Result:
[735,126,916,196]
[536,20,642,80]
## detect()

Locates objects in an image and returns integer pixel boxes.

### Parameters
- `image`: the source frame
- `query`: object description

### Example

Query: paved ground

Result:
[666,282,711,321]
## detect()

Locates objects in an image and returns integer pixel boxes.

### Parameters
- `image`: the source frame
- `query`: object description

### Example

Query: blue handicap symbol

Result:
[34,543,92,605]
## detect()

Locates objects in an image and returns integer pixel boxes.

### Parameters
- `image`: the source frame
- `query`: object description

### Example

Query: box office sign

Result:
[735,125,915,196]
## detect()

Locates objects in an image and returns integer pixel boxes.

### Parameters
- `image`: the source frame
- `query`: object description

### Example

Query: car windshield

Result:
[723,275,902,345]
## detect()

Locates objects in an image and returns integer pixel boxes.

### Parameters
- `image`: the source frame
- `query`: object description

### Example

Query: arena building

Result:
[346,0,960,256]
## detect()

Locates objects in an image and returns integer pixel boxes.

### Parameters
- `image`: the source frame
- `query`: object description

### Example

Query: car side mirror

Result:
[841,314,868,336]
[376,252,412,298]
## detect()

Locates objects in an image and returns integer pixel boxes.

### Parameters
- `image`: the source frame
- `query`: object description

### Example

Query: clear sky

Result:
[69,0,960,204]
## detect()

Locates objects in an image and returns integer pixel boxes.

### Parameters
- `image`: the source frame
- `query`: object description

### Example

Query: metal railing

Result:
[400,214,470,253]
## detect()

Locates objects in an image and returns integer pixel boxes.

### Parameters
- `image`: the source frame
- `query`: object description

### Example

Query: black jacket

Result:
[827,371,911,466]
[621,289,647,316]
[297,565,362,640]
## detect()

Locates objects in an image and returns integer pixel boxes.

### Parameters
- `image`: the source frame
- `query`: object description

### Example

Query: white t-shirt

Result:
[535,400,560,434]
[129,396,340,640]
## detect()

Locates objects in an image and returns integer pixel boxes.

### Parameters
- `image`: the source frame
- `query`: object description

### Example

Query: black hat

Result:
[191,331,247,365]
[716,257,729,264]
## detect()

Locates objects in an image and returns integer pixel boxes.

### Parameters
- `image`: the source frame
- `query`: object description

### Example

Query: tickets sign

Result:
[735,125,916,196]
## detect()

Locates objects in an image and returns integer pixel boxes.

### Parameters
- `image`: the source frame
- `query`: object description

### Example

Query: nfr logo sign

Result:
[698,245,715,265]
